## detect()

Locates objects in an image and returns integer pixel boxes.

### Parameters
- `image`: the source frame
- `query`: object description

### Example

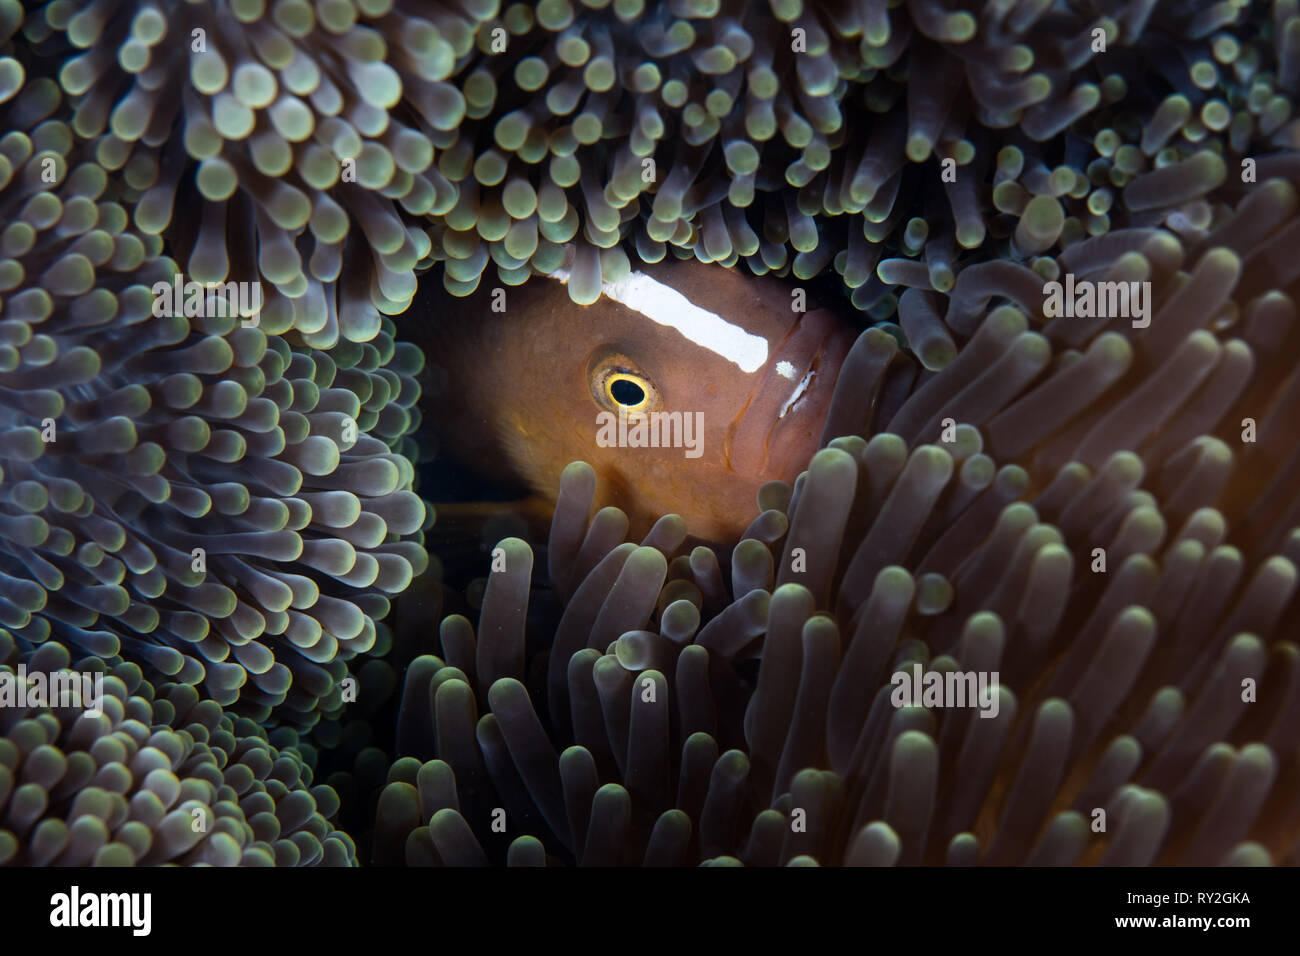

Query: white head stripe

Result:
[549,268,769,373]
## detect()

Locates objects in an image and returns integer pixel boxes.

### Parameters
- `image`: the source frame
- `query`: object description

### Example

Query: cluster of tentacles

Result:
[2,0,1299,866]
[369,159,1300,865]
[0,630,356,865]
[3,1,430,734]
[22,0,1300,316]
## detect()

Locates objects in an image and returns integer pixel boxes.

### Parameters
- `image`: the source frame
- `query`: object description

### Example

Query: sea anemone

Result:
[375,422,1298,864]
[22,0,494,342]
[0,53,429,729]
[26,0,1297,316]
[374,124,1300,864]
[0,633,356,865]
[6,0,1299,870]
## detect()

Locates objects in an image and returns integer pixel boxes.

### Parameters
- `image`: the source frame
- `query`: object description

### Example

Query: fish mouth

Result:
[724,307,855,481]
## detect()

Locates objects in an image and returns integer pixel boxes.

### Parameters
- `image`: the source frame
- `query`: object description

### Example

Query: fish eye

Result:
[590,354,660,415]
[608,375,647,408]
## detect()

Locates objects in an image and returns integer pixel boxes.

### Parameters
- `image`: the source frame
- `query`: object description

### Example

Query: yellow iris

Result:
[605,373,652,413]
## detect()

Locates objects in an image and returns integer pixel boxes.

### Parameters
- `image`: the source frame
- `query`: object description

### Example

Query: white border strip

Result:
[550,268,769,373]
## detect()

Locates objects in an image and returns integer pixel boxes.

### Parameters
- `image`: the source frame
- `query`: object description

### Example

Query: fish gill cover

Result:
[0,0,1294,871]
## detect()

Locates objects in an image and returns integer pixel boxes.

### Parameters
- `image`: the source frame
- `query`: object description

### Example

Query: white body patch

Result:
[549,268,770,372]
[775,360,797,380]
[778,370,815,419]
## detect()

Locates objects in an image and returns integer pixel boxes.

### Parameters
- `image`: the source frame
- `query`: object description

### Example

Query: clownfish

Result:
[420,256,856,543]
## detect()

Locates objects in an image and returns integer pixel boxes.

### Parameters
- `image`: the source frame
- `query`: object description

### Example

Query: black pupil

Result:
[610,378,645,406]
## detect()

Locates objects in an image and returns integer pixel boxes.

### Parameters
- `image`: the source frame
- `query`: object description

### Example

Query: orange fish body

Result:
[421,258,856,543]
